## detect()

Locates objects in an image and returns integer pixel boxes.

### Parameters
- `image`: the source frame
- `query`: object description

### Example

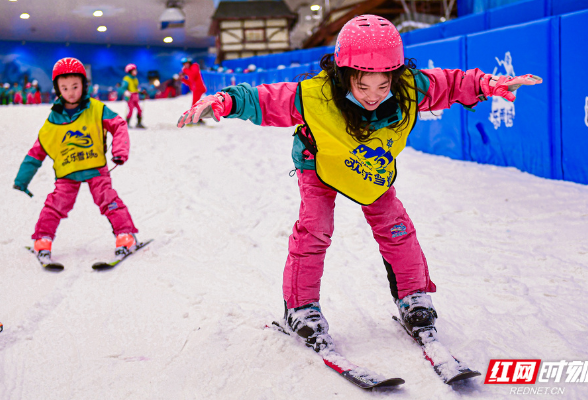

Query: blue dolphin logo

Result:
[62,130,93,148]
[352,144,394,174]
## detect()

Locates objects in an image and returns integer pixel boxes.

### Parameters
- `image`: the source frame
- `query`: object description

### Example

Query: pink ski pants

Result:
[283,169,436,309]
[32,167,138,240]
[126,93,142,120]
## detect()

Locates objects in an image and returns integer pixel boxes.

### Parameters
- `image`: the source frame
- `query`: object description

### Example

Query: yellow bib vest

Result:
[298,70,418,205]
[123,75,139,93]
[38,98,107,178]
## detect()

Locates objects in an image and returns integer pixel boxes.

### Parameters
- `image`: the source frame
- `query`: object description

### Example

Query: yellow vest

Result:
[123,75,139,93]
[38,98,107,178]
[299,70,418,205]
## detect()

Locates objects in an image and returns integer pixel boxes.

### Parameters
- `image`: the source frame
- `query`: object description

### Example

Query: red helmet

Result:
[125,63,137,73]
[335,15,404,72]
[52,57,87,81]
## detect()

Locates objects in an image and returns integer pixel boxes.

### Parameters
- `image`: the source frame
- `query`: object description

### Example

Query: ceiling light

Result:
[9,0,18,2]
[163,36,173,43]
[97,26,107,32]
[20,13,30,19]
[160,6,185,30]
[93,10,103,17]
[310,5,321,11]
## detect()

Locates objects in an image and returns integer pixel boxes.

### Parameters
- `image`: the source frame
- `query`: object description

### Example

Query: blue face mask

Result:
[346,91,393,110]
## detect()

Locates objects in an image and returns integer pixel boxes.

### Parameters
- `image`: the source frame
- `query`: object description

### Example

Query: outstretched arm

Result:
[177,81,303,128]
[13,140,46,197]
[418,68,486,111]
[417,68,542,112]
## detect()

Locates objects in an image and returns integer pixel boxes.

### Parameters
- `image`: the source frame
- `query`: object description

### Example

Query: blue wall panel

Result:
[466,18,555,179]
[560,10,588,184]
[552,0,588,15]
[0,40,206,92]
[441,13,487,38]
[407,25,444,44]
[405,37,466,160]
[487,0,547,29]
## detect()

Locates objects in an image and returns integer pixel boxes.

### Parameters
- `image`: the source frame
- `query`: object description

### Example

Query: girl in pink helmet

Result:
[122,63,145,129]
[176,15,541,354]
[13,58,140,269]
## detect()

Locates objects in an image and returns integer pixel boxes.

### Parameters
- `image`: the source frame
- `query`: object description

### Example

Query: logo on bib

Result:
[351,144,393,174]
[61,130,93,148]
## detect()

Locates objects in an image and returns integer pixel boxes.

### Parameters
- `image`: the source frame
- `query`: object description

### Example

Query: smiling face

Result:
[57,75,83,108]
[349,73,392,111]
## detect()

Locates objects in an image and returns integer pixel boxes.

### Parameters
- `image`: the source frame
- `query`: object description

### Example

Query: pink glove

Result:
[177,92,233,127]
[479,74,542,102]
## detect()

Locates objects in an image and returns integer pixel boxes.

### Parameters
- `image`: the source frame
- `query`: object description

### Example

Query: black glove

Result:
[112,156,125,165]
[13,184,33,197]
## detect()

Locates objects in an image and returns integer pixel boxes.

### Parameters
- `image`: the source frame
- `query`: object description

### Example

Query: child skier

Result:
[13,57,140,267]
[180,57,207,106]
[176,15,541,358]
[121,63,145,129]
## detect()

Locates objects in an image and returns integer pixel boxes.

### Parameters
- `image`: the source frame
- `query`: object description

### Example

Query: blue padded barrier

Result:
[487,0,547,29]
[552,0,588,15]
[407,24,444,44]
[465,18,558,179]
[560,10,588,184]
[404,37,467,160]
[440,12,487,38]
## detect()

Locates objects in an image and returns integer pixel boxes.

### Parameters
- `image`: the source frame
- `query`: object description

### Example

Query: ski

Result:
[392,316,481,384]
[92,239,153,270]
[269,321,404,390]
[25,246,64,271]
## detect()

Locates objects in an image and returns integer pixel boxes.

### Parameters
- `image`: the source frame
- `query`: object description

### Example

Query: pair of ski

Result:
[270,317,480,390]
[25,239,153,271]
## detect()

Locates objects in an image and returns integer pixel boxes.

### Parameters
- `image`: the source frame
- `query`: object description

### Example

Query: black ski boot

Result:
[396,292,438,346]
[136,116,146,129]
[285,302,334,353]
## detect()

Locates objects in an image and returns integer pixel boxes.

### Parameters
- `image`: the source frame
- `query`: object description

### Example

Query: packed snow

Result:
[1,96,587,399]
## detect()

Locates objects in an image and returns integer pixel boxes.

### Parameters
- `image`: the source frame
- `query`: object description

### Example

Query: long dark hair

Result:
[315,53,426,143]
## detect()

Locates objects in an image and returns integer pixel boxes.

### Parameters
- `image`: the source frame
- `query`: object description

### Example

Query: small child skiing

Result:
[13,57,140,268]
[176,14,541,375]
[121,63,145,129]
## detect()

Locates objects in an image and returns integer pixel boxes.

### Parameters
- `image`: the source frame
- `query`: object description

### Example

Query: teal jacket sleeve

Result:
[222,83,263,125]
[14,155,42,196]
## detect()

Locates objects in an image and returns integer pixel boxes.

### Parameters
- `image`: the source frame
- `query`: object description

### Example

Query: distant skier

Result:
[180,57,207,126]
[177,15,542,355]
[13,57,140,268]
[121,63,145,129]
[180,57,207,106]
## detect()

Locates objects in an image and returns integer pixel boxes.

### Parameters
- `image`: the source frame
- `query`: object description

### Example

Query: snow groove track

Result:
[1,97,588,399]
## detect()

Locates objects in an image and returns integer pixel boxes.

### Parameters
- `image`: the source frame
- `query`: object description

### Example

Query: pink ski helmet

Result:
[335,15,404,72]
[125,63,137,73]
[52,57,87,81]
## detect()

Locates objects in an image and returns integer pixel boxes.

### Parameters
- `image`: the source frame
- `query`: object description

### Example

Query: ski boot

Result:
[285,302,334,353]
[136,116,146,129]
[396,292,438,346]
[115,233,137,259]
[34,237,53,264]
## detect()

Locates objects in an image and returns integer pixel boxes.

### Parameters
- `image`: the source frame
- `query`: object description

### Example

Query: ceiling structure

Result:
[0,0,217,48]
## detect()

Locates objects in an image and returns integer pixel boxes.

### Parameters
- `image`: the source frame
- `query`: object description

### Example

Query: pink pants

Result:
[32,167,138,240]
[283,169,436,308]
[126,93,142,120]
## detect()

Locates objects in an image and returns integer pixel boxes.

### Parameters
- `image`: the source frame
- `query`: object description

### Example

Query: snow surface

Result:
[1,96,588,399]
